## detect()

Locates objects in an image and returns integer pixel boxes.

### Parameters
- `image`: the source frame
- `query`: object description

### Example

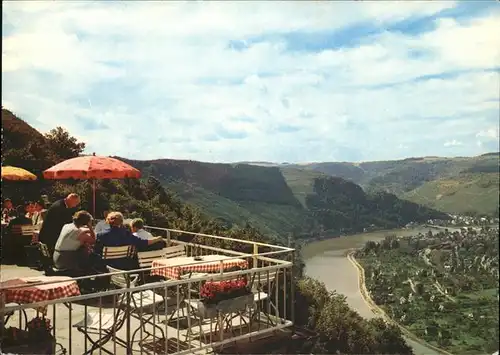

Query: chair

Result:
[10,224,36,236]
[109,266,171,346]
[102,246,133,260]
[74,266,138,354]
[41,243,73,277]
[73,307,129,355]
[20,225,37,236]
[108,265,140,289]
[11,225,36,263]
[167,272,208,343]
[163,245,186,259]
[137,249,167,284]
[36,242,54,272]
[25,244,43,269]
[249,270,280,326]
[137,249,167,269]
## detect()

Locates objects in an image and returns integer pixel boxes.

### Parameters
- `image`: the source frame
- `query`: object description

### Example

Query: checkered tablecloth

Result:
[151,255,248,279]
[0,276,80,305]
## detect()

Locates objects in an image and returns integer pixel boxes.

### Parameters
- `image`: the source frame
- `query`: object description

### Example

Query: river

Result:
[303,227,444,355]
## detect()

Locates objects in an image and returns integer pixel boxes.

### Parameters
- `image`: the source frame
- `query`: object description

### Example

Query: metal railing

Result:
[0,227,295,355]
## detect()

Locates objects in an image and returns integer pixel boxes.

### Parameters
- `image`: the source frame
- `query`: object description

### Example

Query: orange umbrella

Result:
[43,153,141,216]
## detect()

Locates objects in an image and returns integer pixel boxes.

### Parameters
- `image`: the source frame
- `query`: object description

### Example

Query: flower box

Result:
[200,278,249,303]
[1,317,60,355]
[197,277,253,318]
[1,336,57,354]
[196,293,254,319]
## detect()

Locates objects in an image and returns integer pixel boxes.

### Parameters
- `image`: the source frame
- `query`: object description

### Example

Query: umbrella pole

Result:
[92,179,96,217]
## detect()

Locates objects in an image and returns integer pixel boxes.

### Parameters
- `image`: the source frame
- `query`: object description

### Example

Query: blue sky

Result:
[2,1,499,163]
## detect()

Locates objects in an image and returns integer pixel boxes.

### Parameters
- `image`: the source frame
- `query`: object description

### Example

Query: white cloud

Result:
[2,1,499,162]
[476,127,499,140]
[444,140,463,147]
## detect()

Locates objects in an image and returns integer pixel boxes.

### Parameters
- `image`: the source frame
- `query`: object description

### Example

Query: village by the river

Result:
[303,226,465,355]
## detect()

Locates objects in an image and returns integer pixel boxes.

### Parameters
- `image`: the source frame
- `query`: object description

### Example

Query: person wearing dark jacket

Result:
[95,211,164,270]
[38,193,80,253]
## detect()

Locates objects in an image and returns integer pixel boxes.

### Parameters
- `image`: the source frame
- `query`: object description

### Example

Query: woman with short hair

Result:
[53,210,96,274]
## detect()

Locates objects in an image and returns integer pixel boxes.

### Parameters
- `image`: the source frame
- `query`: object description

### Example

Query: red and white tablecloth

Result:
[0,276,80,305]
[151,255,248,279]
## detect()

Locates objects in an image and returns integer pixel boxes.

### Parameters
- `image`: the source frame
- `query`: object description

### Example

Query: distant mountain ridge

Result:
[118,155,449,238]
[285,154,499,216]
[3,107,492,241]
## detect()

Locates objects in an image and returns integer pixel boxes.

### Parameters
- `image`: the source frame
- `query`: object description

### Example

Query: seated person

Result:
[52,210,100,275]
[124,222,132,233]
[131,218,154,240]
[34,209,48,229]
[8,205,34,233]
[2,198,16,222]
[95,212,164,270]
[32,200,46,226]
[24,201,35,219]
[94,209,110,234]
[131,218,166,251]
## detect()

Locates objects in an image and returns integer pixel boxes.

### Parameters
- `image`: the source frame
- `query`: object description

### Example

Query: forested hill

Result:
[287,154,499,216]
[2,107,447,241]
[118,156,449,239]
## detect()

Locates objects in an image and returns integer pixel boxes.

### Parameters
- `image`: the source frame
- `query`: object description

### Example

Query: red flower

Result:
[200,277,249,301]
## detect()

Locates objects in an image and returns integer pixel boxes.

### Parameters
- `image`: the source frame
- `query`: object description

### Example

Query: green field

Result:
[404,173,499,216]
[280,167,324,207]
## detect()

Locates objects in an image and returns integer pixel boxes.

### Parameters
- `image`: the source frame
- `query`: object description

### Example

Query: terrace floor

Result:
[1,265,292,355]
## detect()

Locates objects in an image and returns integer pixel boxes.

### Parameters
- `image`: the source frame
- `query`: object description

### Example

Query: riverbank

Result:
[347,250,454,355]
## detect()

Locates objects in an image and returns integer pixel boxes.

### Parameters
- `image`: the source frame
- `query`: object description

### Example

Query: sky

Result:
[2,1,500,163]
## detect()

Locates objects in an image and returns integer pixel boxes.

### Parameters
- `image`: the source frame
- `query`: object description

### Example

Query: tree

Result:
[315,295,375,354]
[369,318,414,354]
[415,282,424,295]
[292,277,412,354]
[364,240,378,254]
[44,127,85,161]
[294,277,332,329]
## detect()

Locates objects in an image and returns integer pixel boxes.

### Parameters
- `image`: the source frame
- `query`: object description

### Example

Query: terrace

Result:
[0,226,296,355]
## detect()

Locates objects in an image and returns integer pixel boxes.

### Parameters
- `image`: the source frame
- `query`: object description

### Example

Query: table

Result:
[0,276,80,305]
[150,255,248,280]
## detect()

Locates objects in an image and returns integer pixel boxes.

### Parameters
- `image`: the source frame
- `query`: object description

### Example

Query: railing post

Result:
[291,253,295,326]
[126,277,131,355]
[0,292,5,331]
[166,230,171,246]
[253,244,258,269]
